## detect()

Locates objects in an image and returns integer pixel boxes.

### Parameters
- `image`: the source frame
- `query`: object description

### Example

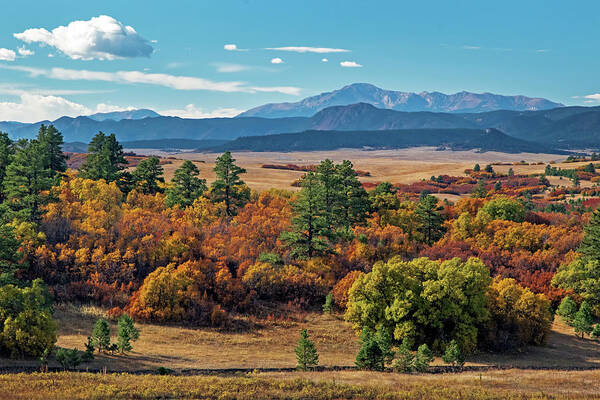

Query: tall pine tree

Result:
[36,125,66,176]
[0,132,14,203]
[295,329,318,371]
[415,192,445,246]
[79,132,127,183]
[132,156,164,194]
[210,151,249,217]
[165,160,207,207]
[579,209,600,262]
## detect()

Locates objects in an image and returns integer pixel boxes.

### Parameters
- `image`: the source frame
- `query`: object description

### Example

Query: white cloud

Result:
[224,43,247,51]
[213,63,250,73]
[159,104,242,119]
[0,48,16,61]
[461,45,481,50]
[3,65,301,95]
[583,94,600,101]
[266,46,350,53]
[340,61,362,68]
[17,47,34,57]
[321,58,328,62]
[0,93,91,122]
[536,49,550,53]
[271,57,284,64]
[14,15,153,60]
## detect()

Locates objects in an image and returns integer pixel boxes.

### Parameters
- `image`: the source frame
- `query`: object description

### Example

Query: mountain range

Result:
[236,83,564,118]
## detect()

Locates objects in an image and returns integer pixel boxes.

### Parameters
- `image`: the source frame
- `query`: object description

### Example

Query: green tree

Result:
[508,167,514,177]
[579,209,600,263]
[591,324,600,340]
[484,164,494,174]
[355,329,385,371]
[92,318,111,352]
[211,151,249,217]
[442,339,464,367]
[336,160,370,233]
[0,224,25,285]
[414,344,434,372]
[165,160,207,208]
[116,314,140,354]
[0,132,14,203]
[295,329,319,370]
[557,296,578,325]
[375,326,394,366]
[132,156,164,194]
[36,125,66,176]
[473,164,481,172]
[471,179,487,198]
[281,172,330,258]
[477,196,525,223]
[316,159,343,233]
[323,292,333,314]
[392,338,415,372]
[415,193,445,246]
[553,258,600,317]
[2,139,55,223]
[573,301,594,338]
[82,337,95,361]
[56,348,82,370]
[79,132,127,183]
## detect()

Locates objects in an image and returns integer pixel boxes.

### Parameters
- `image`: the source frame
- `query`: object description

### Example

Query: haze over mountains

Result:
[236,83,564,118]
[1,83,598,152]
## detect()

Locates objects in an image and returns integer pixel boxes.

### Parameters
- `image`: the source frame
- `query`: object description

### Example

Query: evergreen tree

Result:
[415,193,445,246]
[355,329,385,371]
[393,338,415,372]
[281,172,330,258]
[0,132,14,203]
[473,164,480,172]
[79,132,127,182]
[557,296,578,325]
[315,159,343,234]
[36,124,66,176]
[493,181,501,191]
[442,340,464,367]
[82,337,95,361]
[414,344,434,372]
[165,160,207,208]
[336,160,370,233]
[579,209,600,262]
[573,301,594,338]
[508,167,514,177]
[591,324,600,340]
[471,179,487,198]
[374,326,394,366]
[117,314,139,354]
[484,164,494,174]
[295,329,318,370]
[0,224,24,285]
[211,151,249,217]
[91,318,111,352]
[132,156,164,194]
[2,139,55,223]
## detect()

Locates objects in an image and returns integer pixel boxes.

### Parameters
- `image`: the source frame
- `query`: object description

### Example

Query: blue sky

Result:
[0,0,597,122]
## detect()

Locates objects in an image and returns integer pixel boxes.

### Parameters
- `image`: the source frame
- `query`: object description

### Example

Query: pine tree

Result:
[165,160,207,207]
[82,337,95,361]
[36,124,66,176]
[591,324,600,340]
[79,132,127,182]
[415,193,445,246]
[116,314,140,354]
[295,329,318,370]
[393,338,415,372]
[315,159,343,234]
[414,344,434,372]
[473,164,481,172]
[0,132,14,203]
[281,172,330,258]
[92,318,111,352]
[471,179,487,198]
[132,156,164,194]
[557,296,578,325]
[573,301,594,338]
[0,224,24,285]
[336,160,370,233]
[442,340,464,367]
[484,164,494,174]
[211,151,248,217]
[579,209,600,262]
[2,139,55,223]
[355,328,385,371]
[374,326,394,366]
[508,167,514,177]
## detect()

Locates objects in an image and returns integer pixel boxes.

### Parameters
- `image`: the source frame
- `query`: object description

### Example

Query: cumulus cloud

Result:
[159,104,242,119]
[224,43,247,51]
[321,58,328,62]
[340,61,362,68]
[13,15,153,60]
[266,46,350,53]
[17,47,34,57]
[0,48,16,61]
[0,93,91,122]
[3,65,301,95]
[584,94,600,102]
[270,57,284,64]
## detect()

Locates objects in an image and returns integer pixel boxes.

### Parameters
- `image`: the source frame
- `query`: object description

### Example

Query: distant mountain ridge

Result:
[86,109,161,121]
[2,102,600,149]
[236,83,564,118]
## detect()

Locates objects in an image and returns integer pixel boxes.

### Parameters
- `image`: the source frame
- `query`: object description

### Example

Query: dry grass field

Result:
[128,147,574,192]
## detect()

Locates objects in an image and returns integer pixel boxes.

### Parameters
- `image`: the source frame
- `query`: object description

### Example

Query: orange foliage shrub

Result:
[332,270,364,310]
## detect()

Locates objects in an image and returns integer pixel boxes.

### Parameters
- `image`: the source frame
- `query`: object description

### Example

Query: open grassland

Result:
[1,369,600,399]
[128,147,583,191]
[3,306,599,373]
